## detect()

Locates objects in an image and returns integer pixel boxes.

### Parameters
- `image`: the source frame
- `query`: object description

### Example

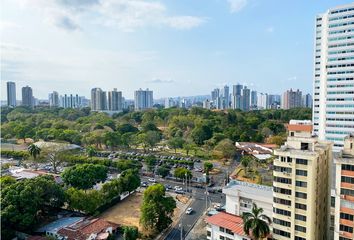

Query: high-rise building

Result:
[282,89,302,109]
[21,85,33,108]
[49,91,59,107]
[269,94,281,109]
[108,88,123,111]
[211,88,220,101]
[91,88,107,111]
[134,88,153,111]
[222,85,229,109]
[7,81,16,107]
[273,120,332,240]
[333,134,354,240]
[257,93,268,110]
[203,99,211,109]
[250,90,257,109]
[302,93,313,108]
[242,87,250,111]
[313,3,354,150]
[231,84,243,110]
[59,94,82,108]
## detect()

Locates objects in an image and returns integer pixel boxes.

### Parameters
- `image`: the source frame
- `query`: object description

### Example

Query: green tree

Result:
[1,175,65,230]
[140,184,176,232]
[167,137,184,153]
[183,142,195,156]
[156,166,170,178]
[86,146,97,159]
[27,143,41,162]
[213,138,236,161]
[65,187,103,214]
[62,164,108,190]
[123,226,139,240]
[145,155,157,172]
[174,167,192,180]
[242,203,271,240]
[120,169,141,192]
[240,155,253,175]
[191,124,212,145]
[203,161,213,175]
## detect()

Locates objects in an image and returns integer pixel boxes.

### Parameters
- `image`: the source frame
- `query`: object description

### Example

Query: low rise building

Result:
[223,180,273,218]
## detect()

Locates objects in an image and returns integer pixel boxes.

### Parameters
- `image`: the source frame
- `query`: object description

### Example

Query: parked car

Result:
[141,181,148,187]
[175,189,185,194]
[165,184,172,190]
[148,178,156,183]
[186,207,193,215]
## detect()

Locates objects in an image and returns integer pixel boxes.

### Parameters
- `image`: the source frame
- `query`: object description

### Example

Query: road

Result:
[141,177,225,240]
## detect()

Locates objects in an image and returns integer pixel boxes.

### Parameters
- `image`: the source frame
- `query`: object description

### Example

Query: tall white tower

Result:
[313,3,354,151]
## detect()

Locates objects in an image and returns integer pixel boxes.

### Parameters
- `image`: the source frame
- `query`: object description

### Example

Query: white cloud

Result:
[0,21,22,30]
[146,79,174,84]
[13,0,205,31]
[266,26,274,33]
[227,0,248,13]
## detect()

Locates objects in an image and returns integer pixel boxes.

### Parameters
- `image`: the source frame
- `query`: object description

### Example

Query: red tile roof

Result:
[57,218,119,240]
[206,212,245,236]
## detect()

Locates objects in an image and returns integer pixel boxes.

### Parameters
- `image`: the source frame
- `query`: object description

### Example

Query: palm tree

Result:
[242,203,271,240]
[28,143,41,161]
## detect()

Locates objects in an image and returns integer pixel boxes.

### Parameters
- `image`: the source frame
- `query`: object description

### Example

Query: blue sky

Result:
[1,0,353,99]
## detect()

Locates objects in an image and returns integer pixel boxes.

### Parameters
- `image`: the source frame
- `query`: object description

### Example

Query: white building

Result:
[134,88,153,110]
[257,93,268,110]
[59,94,82,108]
[206,180,272,240]
[203,99,211,109]
[108,88,123,111]
[7,81,16,107]
[313,3,354,151]
[49,91,59,107]
[223,180,273,219]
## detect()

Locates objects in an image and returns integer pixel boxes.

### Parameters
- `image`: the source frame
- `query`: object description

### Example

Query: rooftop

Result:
[36,217,84,233]
[223,180,273,196]
[235,142,275,155]
[206,212,245,236]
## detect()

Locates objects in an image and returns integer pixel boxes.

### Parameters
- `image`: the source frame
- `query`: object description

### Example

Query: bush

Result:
[0,150,29,159]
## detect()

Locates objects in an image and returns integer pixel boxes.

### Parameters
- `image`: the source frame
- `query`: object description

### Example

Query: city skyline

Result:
[2,0,353,99]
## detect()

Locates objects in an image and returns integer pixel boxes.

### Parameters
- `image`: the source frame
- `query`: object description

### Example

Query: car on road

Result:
[148,178,156,183]
[141,181,148,187]
[186,207,193,215]
[174,186,183,191]
[164,184,172,190]
[175,189,185,194]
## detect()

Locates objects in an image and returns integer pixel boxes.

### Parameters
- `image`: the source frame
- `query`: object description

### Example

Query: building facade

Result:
[7,81,16,107]
[313,3,354,150]
[302,93,313,108]
[333,135,354,240]
[273,120,332,240]
[282,89,302,109]
[49,91,59,107]
[242,87,250,111]
[134,88,153,110]
[108,88,123,111]
[91,88,107,111]
[21,85,34,108]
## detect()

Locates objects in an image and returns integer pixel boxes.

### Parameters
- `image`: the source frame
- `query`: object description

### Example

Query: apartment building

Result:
[273,120,332,240]
[281,89,302,109]
[313,3,354,150]
[333,134,354,240]
[134,88,153,110]
[7,81,16,107]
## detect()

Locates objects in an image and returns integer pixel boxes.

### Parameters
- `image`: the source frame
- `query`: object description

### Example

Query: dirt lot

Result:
[100,191,188,232]
[100,191,144,230]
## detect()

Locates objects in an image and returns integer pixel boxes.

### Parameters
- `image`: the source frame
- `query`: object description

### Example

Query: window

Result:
[342,164,354,171]
[296,169,308,176]
[274,176,292,184]
[295,225,306,233]
[300,143,309,150]
[296,192,307,199]
[207,231,211,237]
[219,236,225,240]
[341,188,354,197]
[295,236,306,240]
[340,212,354,221]
[219,227,225,232]
[287,157,292,163]
[273,207,291,216]
[273,218,291,227]
[340,224,353,233]
[341,176,354,184]
[273,228,290,238]
[339,237,352,240]
[273,197,291,206]
[274,166,292,173]
[225,229,234,235]
[295,214,306,221]
[273,186,291,195]
[296,159,308,165]
[295,203,307,210]
[296,181,307,188]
